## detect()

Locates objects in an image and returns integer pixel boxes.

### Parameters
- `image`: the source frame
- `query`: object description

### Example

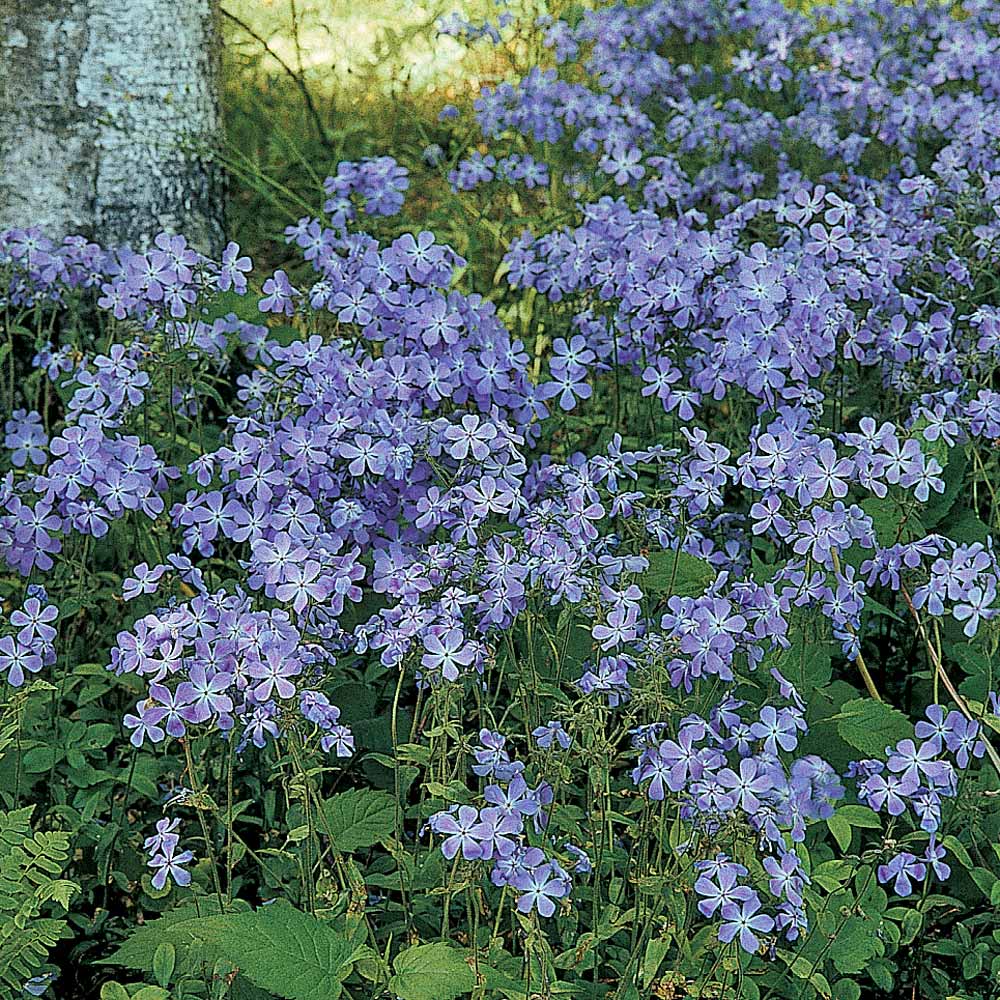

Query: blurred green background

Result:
[220,0,554,263]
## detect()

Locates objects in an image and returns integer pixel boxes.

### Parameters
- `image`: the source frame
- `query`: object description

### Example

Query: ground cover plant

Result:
[3,0,1000,997]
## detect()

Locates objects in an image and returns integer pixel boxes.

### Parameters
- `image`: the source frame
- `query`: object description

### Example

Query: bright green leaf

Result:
[827,815,852,852]
[390,943,476,1000]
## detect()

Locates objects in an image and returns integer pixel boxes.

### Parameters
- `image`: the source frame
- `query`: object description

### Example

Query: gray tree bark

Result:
[0,0,224,253]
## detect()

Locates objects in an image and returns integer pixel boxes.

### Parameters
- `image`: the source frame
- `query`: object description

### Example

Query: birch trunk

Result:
[0,0,224,253]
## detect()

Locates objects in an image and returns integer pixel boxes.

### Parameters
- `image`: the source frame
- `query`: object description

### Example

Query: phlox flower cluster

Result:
[3,0,1000,981]
[321,156,410,230]
[111,569,353,757]
[144,817,193,892]
[0,587,58,688]
[427,728,584,917]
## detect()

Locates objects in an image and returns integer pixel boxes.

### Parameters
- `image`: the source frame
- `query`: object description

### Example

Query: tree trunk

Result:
[0,0,224,254]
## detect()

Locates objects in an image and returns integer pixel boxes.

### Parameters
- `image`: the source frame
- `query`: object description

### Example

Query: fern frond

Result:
[0,808,77,998]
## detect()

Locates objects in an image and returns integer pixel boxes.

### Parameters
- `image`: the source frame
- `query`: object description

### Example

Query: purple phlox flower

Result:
[148,841,194,891]
[533,720,571,750]
[942,712,987,769]
[176,662,234,724]
[512,860,571,917]
[877,851,926,897]
[259,269,298,315]
[274,559,331,613]
[218,241,252,293]
[0,635,43,688]
[564,843,592,874]
[763,851,805,906]
[22,972,57,997]
[886,738,952,788]
[246,645,302,701]
[4,409,46,466]
[914,704,952,753]
[144,816,181,857]
[717,757,774,814]
[718,896,775,953]
[471,729,518,778]
[484,773,539,817]
[471,806,522,860]
[10,597,58,645]
[525,781,554,833]
[421,627,479,682]
[952,583,997,637]
[750,705,802,753]
[320,724,355,757]
[861,770,918,816]
[123,697,168,747]
[431,804,483,860]
[925,839,950,881]
[442,414,498,462]
[694,865,753,918]
[122,561,168,601]
[149,683,195,739]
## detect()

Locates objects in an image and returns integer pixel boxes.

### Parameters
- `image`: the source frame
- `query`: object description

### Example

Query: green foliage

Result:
[642,549,717,599]
[0,807,77,996]
[103,901,364,1000]
[835,697,913,757]
[389,943,477,1000]
[319,788,397,853]
[4,1,1000,997]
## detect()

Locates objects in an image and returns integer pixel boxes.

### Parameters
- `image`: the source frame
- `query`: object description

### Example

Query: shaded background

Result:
[220,0,546,265]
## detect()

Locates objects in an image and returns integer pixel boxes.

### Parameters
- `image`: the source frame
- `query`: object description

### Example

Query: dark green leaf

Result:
[835,698,912,757]
[642,549,715,599]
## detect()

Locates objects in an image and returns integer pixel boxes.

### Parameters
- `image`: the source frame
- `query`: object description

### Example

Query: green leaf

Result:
[945,506,991,545]
[835,698,912,757]
[832,981,861,1000]
[867,959,894,992]
[829,915,880,974]
[863,595,902,623]
[641,936,670,989]
[775,635,835,689]
[963,949,983,979]
[942,835,975,870]
[390,943,476,1000]
[642,549,716,599]
[836,805,881,829]
[153,943,175,988]
[319,788,398,853]
[208,902,359,1000]
[968,866,997,900]
[855,873,888,916]
[199,289,267,325]
[99,898,234,971]
[860,497,908,547]
[899,908,923,947]
[777,950,832,997]
[826,814,852,852]
[100,985,130,1000]
[101,900,359,1000]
